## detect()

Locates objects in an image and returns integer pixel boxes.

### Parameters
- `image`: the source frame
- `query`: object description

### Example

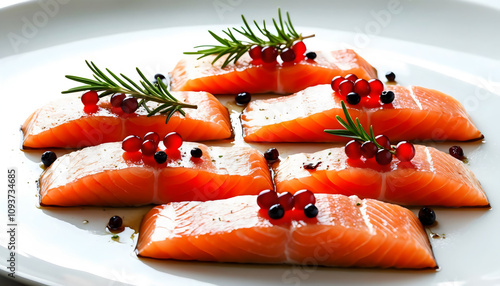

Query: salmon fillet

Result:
[273,145,488,207]
[242,84,482,142]
[136,194,436,269]
[170,50,377,94]
[22,91,231,148]
[39,142,272,206]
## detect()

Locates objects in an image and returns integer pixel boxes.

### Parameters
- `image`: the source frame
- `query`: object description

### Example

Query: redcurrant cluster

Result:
[257,189,318,219]
[121,131,184,164]
[331,75,395,106]
[249,41,308,64]
[345,135,416,165]
[111,93,139,114]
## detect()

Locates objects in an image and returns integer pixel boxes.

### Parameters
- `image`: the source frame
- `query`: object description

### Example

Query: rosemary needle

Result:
[184,9,315,68]
[62,61,197,123]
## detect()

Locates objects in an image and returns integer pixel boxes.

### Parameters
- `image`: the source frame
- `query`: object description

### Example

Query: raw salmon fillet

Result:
[170,49,377,94]
[136,194,436,269]
[39,142,272,206]
[274,145,488,207]
[22,91,231,148]
[242,84,482,142]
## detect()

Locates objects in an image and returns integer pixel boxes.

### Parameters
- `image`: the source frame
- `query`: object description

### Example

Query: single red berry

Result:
[278,192,295,211]
[375,149,393,165]
[122,135,142,152]
[261,46,278,63]
[396,141,416,162]
[110,93,126,108]
[163,132,183,150]
[345,74,358,82]
[249,45,262,60]
[449,146,465,160]
[121,97,138,114]
[292,41,306,56]
[368,79,384,97]
[280,48,296,62]
[375,135,391,149]
[345,140,362,159]
[294,189,316,210]
[331,76,345,92]
[257,189,279,209]
[83,105,98,114]
[144,132,160,145]
[354,79,371,97]
[338,80,354,97]
[81,91,99,106]
[141,140,157,156]
[361,141,378,159]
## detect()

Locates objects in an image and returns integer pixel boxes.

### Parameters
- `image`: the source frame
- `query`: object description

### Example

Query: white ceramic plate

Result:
[1,0,500,285]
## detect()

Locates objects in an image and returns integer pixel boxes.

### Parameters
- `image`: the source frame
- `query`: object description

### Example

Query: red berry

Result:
[144,132,160,145]
[331,76,345,92]
[354,79,371,97]
[338,80,354,97]
[278,192,295,211]
[81,91,99,106]
[249,45,262,60]
[257,189,278,209]
[163,132,183,150]
[375,149,393,165]
[261,46,278,63]
[293,189,316,210]
[292,41,306,56]
[280,48,296,62]
[83,105,98,114]
[375,135,391,149]
[396,141,416,162]
[141,140,157,156]
[345,74,358,82]
[121,97,138,114]
[110,93,126,108]
[345,140,362,159]
[122,135,142,152]
[361,141,378,159]
[368,79,384,97]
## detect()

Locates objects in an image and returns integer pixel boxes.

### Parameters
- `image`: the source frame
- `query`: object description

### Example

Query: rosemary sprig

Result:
[184,8,315,68]
[62,61,197,123]
[324,101,395,153]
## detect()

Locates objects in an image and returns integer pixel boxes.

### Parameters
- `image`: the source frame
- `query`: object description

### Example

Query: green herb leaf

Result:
[324,101,395,154]
[184,9,315,68]
[62,61,197,123]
